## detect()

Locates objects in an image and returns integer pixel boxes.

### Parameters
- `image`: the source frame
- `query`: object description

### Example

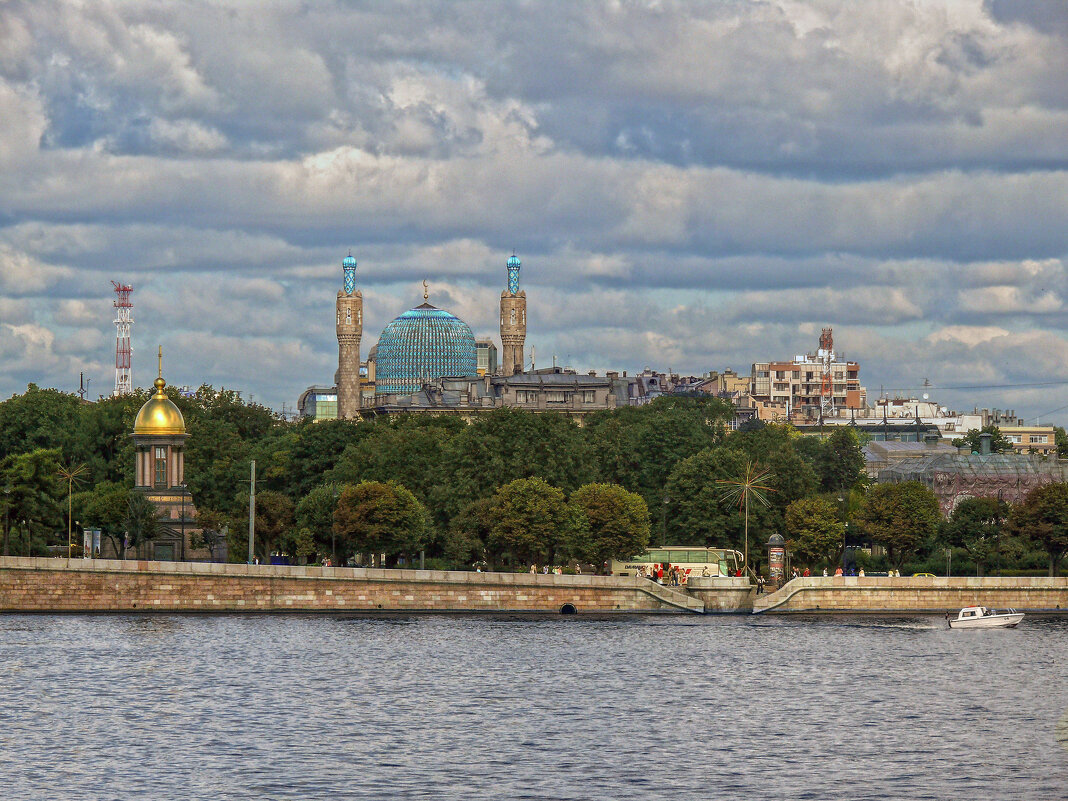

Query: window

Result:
[154,446,167,488]
[583,390,596,403]
[1006,435,1022,443]
[510,309,516,325]
[516,390,537,404]
[345,308,351,323]
[545,390,570,404]
[1030,435,1047,444]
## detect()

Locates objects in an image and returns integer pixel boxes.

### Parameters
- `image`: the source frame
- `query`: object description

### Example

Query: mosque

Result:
[304,251,528,419]
[299,251,657,420]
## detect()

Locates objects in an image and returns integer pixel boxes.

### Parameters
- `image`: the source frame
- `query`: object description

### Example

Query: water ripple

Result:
[0,613,1065,799]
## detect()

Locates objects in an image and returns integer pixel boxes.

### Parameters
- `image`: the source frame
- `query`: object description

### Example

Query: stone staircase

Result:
[634,579,706,613]
[751,580,803,614]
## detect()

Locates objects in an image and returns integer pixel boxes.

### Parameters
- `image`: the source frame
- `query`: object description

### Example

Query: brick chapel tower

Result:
[499,252,526,376]
[336,252,363,418]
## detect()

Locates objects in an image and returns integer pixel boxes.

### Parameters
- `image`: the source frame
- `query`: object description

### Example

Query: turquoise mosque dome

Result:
[375,301,477,395]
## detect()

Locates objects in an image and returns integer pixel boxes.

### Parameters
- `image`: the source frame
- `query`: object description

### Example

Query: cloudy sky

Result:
[3,0,1068,421]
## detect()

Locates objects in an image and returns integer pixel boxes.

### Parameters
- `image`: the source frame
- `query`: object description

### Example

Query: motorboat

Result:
[948,606,1024,629]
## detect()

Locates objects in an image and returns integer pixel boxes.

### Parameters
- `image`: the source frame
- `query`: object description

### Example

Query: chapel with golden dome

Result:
[128,350,204,561]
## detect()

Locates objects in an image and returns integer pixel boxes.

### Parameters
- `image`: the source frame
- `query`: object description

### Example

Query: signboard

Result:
[768,546,785,580]
[83,529,101,558]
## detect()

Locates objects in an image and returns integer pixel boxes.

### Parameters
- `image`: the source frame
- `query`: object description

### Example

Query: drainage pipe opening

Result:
[560,603,577,615]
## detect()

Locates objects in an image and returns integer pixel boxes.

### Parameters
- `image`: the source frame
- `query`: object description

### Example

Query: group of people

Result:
[528,564,579,575]
[636,563,691,586]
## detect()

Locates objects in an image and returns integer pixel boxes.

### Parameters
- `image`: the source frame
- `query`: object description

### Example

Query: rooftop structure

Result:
[750,329,864,422]
[878,450,1068,517]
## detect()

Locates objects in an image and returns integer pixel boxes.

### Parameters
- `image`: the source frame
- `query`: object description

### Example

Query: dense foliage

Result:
[1,383,1065,574]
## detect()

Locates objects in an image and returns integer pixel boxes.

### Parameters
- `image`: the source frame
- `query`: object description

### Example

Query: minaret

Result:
[500,252,526,376]
[336,252,363,418]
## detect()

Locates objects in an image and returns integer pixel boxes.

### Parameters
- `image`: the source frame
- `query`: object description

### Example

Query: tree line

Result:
[0,382,1066,575]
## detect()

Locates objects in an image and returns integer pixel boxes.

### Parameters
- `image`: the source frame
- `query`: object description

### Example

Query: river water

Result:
[0,612,1065,800]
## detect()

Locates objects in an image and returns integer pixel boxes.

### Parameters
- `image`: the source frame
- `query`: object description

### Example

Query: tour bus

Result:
[608,547,743,584]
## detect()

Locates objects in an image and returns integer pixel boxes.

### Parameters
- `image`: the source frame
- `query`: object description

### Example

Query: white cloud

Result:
[1,1,1068,421]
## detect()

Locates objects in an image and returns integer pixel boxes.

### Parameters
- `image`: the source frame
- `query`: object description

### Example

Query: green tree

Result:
[333,480,429,565]
[855,482,941,569]
[815,428,866,494]
[785,497,845,568]
[445,497,495,569]
[124,491,163,558]
[295,484,342,560]
[584,396,731,515]
[286,418,365,499]
[952,425,1013,454]
[191,508,227,561]
[663,447,749,548]
[942,497,1007,576]
[0,385,83,463]
[488,477,577,567]
[251,490,296,561]
[72,481,130,559]
[0,448,64,553]
[435,408,595,522]
[567,483,651,569]
[1009,483,1068,576]
[294,527,316,564]
[329,415,460,506]
[1055,426,1068,458]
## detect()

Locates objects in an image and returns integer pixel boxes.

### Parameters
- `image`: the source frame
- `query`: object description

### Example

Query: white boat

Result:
[948,606,1024,629]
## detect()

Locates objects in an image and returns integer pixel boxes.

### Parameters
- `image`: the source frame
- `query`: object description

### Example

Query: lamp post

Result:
[662,495,669,543]
[332,487,340,567]
[22,519,28,557]
[3,486,10,557]
[179,484,186,562]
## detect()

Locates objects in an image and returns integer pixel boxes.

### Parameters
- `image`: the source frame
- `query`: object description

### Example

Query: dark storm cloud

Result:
[1,0,1068,420]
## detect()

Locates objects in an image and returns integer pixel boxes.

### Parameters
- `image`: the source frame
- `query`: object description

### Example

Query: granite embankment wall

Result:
[0,557,707,614]
[754,576,1068,614]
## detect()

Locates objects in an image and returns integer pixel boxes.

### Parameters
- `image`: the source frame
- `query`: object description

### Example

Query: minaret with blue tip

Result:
[500,251,526,375]
[336,251,363,418]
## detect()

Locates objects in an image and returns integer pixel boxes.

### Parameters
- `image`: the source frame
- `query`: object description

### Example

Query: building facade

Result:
[750,330,864,422]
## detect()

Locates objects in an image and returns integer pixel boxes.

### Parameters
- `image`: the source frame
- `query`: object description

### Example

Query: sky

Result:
[2,0,1068,422]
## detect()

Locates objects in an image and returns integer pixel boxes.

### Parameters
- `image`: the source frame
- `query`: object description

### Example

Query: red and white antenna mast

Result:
[112,281,133,396]
[818,326,834,417]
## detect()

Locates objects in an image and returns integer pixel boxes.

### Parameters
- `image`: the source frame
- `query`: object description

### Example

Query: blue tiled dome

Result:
[375,303,477,395]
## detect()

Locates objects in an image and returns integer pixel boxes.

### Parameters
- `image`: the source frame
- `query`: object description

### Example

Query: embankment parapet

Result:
[753,576,1068,614]
[0,556,706,614]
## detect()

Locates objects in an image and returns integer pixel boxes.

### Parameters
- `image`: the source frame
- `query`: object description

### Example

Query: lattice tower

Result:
[112,281,133,396]
[819,326,834,416]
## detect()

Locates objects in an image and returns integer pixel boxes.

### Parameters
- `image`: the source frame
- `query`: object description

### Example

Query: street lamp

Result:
[3,485,11,557]
[331,487,340,568]
[179,484,186,562]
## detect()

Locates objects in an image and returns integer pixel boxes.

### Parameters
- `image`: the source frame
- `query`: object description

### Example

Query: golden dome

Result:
[133,376,186,435]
